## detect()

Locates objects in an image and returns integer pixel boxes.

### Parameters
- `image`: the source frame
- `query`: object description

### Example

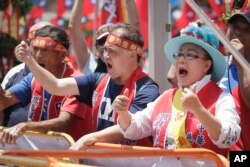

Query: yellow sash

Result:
[171,89,192,148]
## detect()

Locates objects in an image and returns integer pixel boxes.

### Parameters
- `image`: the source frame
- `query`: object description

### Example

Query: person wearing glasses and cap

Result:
[68,0,140,74]
[70,22,241,157]
[0,25,90,144]
[219,9,250,151]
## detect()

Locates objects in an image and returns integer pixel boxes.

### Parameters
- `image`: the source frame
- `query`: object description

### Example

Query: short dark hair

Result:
[110,23,144,48]
[35,25,69,50]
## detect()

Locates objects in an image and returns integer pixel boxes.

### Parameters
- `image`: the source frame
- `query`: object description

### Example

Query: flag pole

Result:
[185,0,250,73]
[148,0,171,93]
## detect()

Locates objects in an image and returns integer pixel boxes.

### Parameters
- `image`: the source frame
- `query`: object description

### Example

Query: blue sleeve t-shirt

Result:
[75,73,160,131]
[1,64,31,127]
[218,64,239,93]
[8,73,33,106]
[74,72,103,107]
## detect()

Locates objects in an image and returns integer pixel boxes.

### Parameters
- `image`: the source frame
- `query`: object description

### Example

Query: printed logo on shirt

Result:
[195,124,205,147]
[98,97,115,122]
[28,96,40,121]
[186,132,195,144]
[92,91,99,107]
[54,102,61,110]
[152,113,170,147]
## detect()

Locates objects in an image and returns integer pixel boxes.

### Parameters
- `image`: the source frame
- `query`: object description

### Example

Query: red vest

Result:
[231,86,250,150]
[90,67,153,146]
[28,63,90,141]
[151,82,229,157]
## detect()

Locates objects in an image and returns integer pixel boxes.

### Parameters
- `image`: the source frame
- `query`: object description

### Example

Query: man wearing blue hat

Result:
[219,9,250,151]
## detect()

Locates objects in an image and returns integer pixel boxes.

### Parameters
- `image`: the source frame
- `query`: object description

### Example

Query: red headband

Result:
[32,37,67,53]
[106,34,143,56]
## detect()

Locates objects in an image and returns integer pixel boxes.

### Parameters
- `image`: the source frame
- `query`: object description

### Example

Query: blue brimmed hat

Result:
[164,22,226,82]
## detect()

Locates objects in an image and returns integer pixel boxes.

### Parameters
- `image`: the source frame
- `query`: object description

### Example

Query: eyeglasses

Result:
[173,52,206,60]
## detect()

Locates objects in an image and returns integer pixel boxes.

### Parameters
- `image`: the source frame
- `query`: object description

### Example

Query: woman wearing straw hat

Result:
[113,22,241,157]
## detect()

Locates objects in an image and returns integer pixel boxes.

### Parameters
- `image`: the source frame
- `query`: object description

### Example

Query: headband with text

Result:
[106,34,143,56]
[32,37,67,53]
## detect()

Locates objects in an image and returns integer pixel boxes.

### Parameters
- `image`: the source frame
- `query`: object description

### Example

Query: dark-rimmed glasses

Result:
[173,52,207,60]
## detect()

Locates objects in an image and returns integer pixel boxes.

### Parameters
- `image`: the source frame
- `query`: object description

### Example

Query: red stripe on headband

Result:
[106,34,143,56]
[32,37,67,53]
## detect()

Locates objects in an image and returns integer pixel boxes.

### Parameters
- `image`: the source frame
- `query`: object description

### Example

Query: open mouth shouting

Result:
[177,66,189,86]
[106,63,112,70]
[178,67,188,77]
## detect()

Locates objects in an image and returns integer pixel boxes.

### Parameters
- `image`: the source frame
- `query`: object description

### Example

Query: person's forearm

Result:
[126,0,140,29]
[25,117,71,133]
[0,89,20,111]
[118,111,132,131]
[68,0,88,70]
[68,0,82,28]
[26,58,65,95]
[192,106,221,141]
[93,125,125,143]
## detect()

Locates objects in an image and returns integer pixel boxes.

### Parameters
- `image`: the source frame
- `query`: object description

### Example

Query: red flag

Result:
[5,0,13,17]
[57,0,66,17]
[116,0,128,22]
[2,0,13,34]
[98,0,149,50]
[98,0,128,26]
[135,0,148,50]
[81,0,96,47]
[57,0,75,18]
[27,6,45,29]
[173,2,197,37]
[82,0,95,32]
[208,0,225,17]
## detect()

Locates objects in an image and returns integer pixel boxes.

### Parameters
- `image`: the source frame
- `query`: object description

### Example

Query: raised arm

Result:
[181,86,240,147]
[68,0,89,71]
[181,86,222,141]
[126,0,140,29]
[14,41,79,96]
